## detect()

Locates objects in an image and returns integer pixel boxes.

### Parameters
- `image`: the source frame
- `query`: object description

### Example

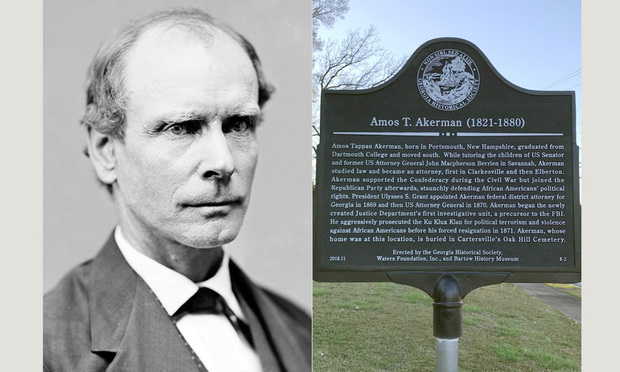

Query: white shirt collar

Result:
[114,226,245,319]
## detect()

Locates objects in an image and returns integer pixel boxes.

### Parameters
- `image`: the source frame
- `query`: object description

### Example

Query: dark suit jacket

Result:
[44,234,311,371]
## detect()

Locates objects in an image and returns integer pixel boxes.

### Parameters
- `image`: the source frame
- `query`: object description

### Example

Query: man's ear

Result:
[85,127,118,186]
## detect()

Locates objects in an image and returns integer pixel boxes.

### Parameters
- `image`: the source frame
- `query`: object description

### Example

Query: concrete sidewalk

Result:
[516,283,581,323]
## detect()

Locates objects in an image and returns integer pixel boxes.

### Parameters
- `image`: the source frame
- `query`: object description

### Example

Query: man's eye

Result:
[166,124,187,135]
[163,121,201,136]
[224,116,255,133]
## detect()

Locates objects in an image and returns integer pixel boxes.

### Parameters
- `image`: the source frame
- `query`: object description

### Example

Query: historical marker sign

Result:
[314,38,580,286]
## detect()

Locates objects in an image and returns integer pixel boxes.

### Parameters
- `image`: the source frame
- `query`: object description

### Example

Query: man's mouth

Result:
[181,197,244,209]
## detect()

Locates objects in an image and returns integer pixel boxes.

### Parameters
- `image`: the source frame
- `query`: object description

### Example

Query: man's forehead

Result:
[127,22,243,63]
[122,23,258,96]
[120,22,260,124]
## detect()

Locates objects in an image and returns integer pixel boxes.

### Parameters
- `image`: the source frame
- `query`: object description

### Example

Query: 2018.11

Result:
[329,256,346,262]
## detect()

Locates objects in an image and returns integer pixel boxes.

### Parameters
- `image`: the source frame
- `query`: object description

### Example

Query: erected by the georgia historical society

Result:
[314,38,580,285]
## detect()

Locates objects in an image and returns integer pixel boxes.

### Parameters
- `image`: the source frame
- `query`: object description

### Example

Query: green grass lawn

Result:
[313,282,580,371]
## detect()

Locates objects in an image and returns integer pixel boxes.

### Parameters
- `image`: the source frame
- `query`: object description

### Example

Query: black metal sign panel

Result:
[314,38,580,285]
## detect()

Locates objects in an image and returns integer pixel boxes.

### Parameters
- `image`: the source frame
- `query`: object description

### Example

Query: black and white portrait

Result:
[43,1,311,371]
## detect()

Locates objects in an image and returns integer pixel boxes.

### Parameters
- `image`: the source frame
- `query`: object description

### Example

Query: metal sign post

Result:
[436,339,459,372]
[433,275,462,372]
[389,272,509,371]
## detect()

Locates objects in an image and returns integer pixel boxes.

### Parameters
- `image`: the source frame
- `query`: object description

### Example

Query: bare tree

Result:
[314,26,405,91]
[313,0,350,53]
[312,25,407,156]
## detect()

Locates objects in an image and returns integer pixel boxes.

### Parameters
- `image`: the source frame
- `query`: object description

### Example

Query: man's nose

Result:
[195,127,235,180]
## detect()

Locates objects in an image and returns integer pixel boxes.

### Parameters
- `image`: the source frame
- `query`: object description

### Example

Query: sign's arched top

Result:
[417,49,480,111]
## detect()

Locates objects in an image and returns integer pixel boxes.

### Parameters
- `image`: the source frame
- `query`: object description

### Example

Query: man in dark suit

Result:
[44,8,310,371]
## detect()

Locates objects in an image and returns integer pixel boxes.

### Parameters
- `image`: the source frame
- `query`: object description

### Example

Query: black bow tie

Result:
[176,287,229,315]
[174,287,253,346]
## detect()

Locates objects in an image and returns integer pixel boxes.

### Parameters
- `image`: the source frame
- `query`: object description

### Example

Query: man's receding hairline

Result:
[134,18,217,48]
[119,13,263,103]
[121,24,261,107]
[128,21,249,61]
[127,9,253,60]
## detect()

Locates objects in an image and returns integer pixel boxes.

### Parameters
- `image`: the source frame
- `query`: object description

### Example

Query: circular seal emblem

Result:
[417,49,480,111]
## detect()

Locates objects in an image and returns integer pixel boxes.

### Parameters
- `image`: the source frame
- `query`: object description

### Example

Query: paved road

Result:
[516,283,581,323]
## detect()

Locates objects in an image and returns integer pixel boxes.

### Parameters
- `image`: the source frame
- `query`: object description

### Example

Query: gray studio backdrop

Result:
[44,0,312,311]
